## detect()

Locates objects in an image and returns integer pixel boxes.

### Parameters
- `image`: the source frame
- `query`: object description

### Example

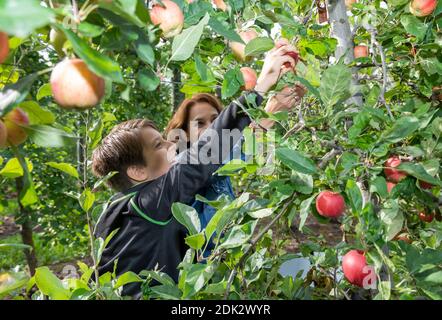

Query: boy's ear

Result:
[126,165,150,183]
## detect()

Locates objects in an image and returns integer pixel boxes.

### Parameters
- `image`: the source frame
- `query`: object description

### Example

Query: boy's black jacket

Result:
[94,92,264,297]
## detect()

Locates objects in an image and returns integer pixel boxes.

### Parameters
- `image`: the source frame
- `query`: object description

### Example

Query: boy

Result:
[91,44,298,297]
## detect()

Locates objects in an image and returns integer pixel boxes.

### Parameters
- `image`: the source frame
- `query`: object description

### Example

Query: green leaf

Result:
[78,22,105,38]
[170,13,210,61]
[397,163,442,187]
[46,162,79,179]
[276,147,317,175]
[208,17,243,43]
[0,0,54,37]
[26,125,76,148]
[79,188,95,212]
[137,69,160,92]
[299,195,315,231]
[171,203,201,235]
[400,15,428,41]
[61,27,124,83]
[185,232,205,250]
[248,208,273,219]
[345,179,363,213]
[36,83,52,101]
[134,40,155,66]
[222,68,243,99]
[244,37,274,57]
[379,200,404,241]
[420,57,442,76]
[0,158,25,178]
[219,220,257,249]
[381,116,420,143]
[370,176,388,199]
[0,73,39,117]
[291,171,313,195]
[319,65,352,108]
[150,284,182,300]
[114,272,142,289]
[18,101,55,125]
[34,267,71,300]
[194,53,208,81]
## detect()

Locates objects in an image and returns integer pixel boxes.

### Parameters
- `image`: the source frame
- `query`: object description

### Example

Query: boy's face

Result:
[128,126,176,183]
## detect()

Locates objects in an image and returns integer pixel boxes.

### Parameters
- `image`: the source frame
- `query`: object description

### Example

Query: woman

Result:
[165,86,305,238]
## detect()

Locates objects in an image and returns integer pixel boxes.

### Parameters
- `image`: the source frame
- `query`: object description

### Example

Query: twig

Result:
[368,26,394,120]
[223,194,296,299]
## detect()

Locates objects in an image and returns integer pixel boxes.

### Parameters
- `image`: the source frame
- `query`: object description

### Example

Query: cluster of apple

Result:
[384,155,438,224]
[0,32,29,148]
[351,0,438,60]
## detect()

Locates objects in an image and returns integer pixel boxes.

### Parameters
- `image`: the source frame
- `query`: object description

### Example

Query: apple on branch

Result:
[50,59,105,110]
[3,108,30,146]
[149,0,184,38]
[229,29,259,62]
[384,155,408,183]
[354,45,369,59]
[0,32,10,64]
[410,0,437,17]
[240,67,257,91]
[316,191,346,218]
[342,250,374,288]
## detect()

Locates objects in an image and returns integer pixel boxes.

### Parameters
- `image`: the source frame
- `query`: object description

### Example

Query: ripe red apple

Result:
[0,32,9,64]
[149,0,184,38]
[229,29,259,62]
[316,191,346,218]
[213,0,227,11]
[387,181,396,193]
[418,211,434,223]
[419,180,434,189]
[410,0,437,17]
[345,0,357,9]
[354,45,368,59]
[342,250,370,287]
[0,119,7,148]
[50,59,105,109]
[4,108,30,146]
[274,39,299,69]
[384,156,408,183]
[240,67,257,91]
[49,28,66,57]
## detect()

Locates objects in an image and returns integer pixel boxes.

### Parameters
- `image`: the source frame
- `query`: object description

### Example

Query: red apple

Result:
[4,108,30,146]
[229,29,259,62]
[240,67,257,91]
[354,45,368,59]
[150,0,184,38]
[345,0,357,9]
[342,250,371,287]
[50,59,105,109]
[274,39,299,70]
[387,181,396,193]
[0,119,7,148]
[418,211,434,223]
[410,0,437,17]
[213,0,227,11]
[0,32,9,64]
[316,191,346,218]
[384,156,408,183]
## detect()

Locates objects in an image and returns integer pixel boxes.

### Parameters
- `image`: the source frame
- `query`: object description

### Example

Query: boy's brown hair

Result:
[92,119,157,191]
[164,93,223,141]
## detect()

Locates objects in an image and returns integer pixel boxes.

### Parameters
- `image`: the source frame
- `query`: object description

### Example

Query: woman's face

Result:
[187,102,219,142]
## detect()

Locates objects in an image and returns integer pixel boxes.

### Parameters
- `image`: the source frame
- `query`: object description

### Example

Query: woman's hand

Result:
[254,43,297,94]
[268,84,306,113]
